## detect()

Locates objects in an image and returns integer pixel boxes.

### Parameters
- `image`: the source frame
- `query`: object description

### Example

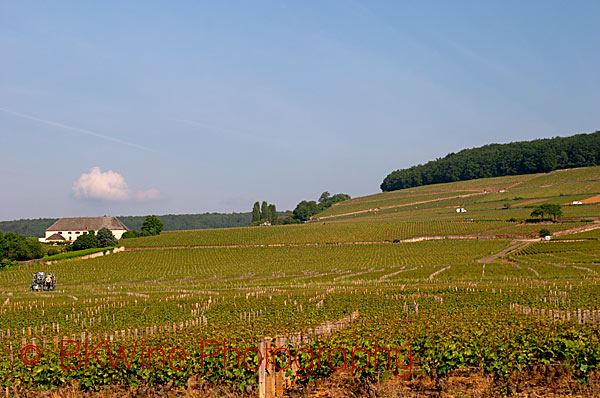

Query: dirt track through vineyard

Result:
[310,192,488,220]
[477,241,530,264]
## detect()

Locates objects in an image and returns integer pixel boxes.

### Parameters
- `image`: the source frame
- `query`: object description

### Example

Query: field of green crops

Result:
[2,166,600,396]
[555,228,600,240]
[119,220,554,248]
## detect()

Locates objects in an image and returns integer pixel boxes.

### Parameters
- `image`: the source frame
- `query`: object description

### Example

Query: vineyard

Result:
[1,167,600,397]
[317,166,600,218]
[120,219,594,248]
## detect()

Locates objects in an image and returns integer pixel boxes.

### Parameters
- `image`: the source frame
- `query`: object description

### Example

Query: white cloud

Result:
[72,167,160,202]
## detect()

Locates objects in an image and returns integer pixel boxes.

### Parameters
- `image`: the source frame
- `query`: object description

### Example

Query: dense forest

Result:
[381,131,600,192]
[119,213,255,232]
[0,212,259,238]
[0,218,56,237]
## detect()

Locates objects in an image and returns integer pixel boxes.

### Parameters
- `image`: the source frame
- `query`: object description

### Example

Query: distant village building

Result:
[41,217,129,242]
[456,207,467,213]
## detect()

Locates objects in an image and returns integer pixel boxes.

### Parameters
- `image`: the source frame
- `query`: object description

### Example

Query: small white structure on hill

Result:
[456,207,467,213]
[40,217,129,242]
[572,201,583,205]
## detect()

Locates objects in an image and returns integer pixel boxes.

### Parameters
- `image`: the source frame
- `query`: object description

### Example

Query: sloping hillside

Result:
[121,166,600,248]
[315,166,600,220]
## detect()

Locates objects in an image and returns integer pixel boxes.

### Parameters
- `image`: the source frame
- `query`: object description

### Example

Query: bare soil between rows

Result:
[8,368,600,397]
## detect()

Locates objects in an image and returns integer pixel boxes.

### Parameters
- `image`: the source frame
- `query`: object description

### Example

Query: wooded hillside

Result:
[381,131,600,192]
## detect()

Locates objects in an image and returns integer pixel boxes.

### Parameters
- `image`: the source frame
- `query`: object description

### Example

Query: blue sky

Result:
[1,1,599,220]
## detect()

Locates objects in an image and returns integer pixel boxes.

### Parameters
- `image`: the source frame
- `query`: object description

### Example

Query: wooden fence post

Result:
[259,338,267,398]
[258,310,358,398]
[274,335,284,397]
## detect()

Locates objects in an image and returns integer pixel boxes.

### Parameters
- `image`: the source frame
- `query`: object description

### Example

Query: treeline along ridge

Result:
[381,131,600,192]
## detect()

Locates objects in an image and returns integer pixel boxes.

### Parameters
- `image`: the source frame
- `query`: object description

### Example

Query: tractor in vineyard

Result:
[30,271,56,291]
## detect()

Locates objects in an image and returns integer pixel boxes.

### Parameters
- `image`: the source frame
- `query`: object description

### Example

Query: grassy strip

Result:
[43,246,117,261]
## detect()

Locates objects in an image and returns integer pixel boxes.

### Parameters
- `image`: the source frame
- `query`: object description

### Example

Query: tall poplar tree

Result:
[252,202,261,223]
[260,201,269,221]
[268,204,278,225]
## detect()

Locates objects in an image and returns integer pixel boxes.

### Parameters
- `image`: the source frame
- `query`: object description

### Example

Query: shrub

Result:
[0,258,18,270]
[282,216,301,225]
[121,230,141,239]
[72,230,98,251]
[46,248,60,257]
[539,228,551,237]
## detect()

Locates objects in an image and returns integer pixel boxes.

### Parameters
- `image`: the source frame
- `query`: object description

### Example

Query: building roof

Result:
[47,217,130,232]
[46,233,66,241]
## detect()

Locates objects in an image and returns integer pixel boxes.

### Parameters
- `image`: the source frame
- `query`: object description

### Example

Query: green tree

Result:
[0,231,4,259]
[72,230,98,251]
[318,192,351,210]
[293,200,319,222]
[330,193,351,204]
[538,148,558,172]
[141,215,164,236]
[268,204,278,225]
[97,228,118,247]
[252,202,261,223]
[0,232,43,261]
[319,191,331,204]
[531,204,562,220]
[260,201,269,221]
[539,228,551,237]
[530,208,545,219]
[541,204,563,220]
[282,215,301,225]
[26,237,44,259]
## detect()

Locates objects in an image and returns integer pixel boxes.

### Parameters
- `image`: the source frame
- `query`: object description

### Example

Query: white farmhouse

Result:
[456,207,467,213]
[41,217,129,242]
